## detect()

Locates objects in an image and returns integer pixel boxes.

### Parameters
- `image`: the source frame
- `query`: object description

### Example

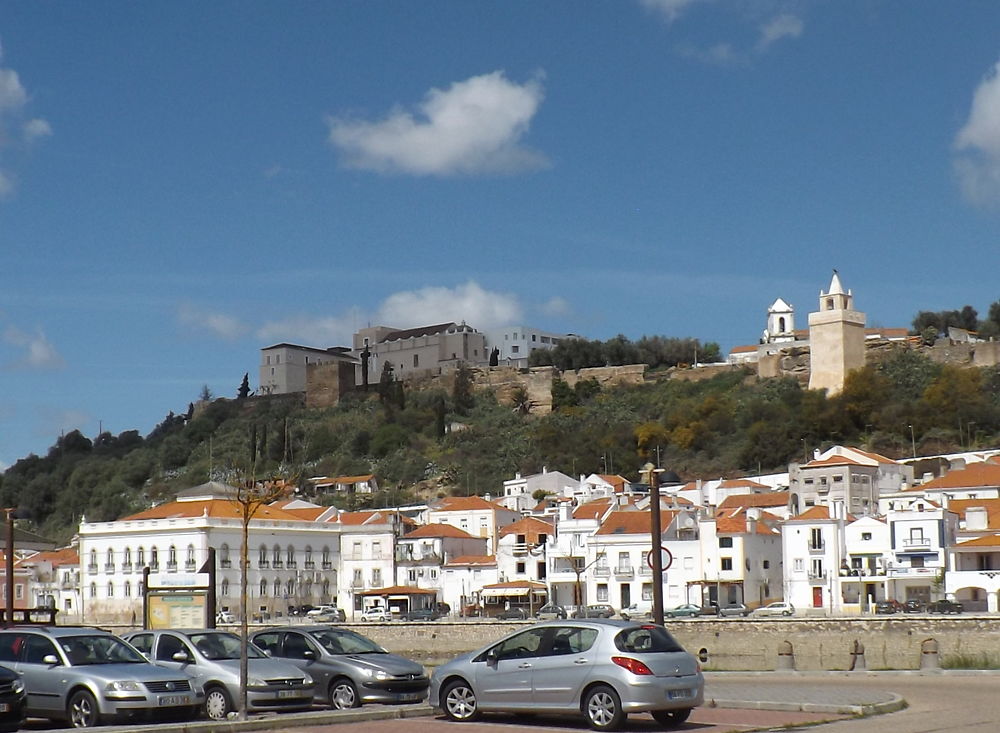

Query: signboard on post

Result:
[646,546,673,573]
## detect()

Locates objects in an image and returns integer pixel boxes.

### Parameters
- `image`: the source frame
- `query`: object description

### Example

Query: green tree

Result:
[237,373,251,399]
[452,363,475,414]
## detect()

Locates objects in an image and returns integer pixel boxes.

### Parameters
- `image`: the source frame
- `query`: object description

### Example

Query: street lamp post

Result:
[908,424,916,459]
[642,463,665,626]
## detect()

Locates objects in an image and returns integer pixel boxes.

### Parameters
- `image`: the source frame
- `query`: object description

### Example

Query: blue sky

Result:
[2,1,1000,466]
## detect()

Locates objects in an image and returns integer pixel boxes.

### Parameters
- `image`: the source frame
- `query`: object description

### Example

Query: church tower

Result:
[764,298,795,343]
[808,270,866,395]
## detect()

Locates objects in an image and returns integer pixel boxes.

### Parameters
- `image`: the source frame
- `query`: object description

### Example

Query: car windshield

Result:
[614,626,685,654]
[312,629,385,655]
[188,632,264,660]
[62,635,147,665]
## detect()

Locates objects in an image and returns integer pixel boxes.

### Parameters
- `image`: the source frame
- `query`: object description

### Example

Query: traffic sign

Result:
[646,546,673,572]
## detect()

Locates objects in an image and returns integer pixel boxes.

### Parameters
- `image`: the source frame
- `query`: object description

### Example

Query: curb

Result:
[708,694,907,717]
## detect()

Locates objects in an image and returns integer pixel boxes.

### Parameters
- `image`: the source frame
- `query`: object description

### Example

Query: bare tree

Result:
[230,425,289,720]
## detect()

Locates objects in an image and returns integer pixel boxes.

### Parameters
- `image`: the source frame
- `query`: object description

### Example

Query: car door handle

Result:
[518,663,532,669]
[573,659,588,665]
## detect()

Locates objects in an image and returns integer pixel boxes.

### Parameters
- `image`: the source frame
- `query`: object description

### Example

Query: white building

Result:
[484,326,578,368]
[259,343,356,395]
[499,469,578,513]
[426,496,521,553]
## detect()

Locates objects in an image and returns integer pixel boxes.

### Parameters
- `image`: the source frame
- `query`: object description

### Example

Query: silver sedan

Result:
[428,619,703,731]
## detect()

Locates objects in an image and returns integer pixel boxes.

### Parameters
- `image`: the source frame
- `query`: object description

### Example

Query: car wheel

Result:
[330,678,360,709]
[442,679,480,722]
[204,686,233,720]
[68,689,101,728]
[783,611,792,616]
[620,613,630,621]
[651,708,692,726]
[583,684,625,731]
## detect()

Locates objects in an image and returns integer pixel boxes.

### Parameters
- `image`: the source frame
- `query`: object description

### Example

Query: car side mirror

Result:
[42,654,59,666]
[486,648,499,667]
[303,649,315,660]
[172,651,190,663]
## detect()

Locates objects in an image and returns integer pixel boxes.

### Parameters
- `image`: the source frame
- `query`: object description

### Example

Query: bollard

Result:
[920,638,940,670]
[776,640,795,671]
[849,639,866,671]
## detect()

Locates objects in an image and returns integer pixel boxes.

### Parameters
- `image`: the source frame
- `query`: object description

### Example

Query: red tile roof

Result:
[718,491,790,509]
[954,535,1000,548]
[573,499,614,520]
[122,499,304,522]
[405,524,478,539]
[445,555,496,567]
[595,510,677,536]
[499,517,554,540]
[432,496,509,513]
[918,463,1000,491]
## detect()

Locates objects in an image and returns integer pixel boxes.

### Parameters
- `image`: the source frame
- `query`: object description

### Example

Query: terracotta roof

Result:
[595,510,677,536]
[918,463,1000,491]
[357,585,437,596]
[572,499,614,520]
[848,447,898,464]
[715,510,780,535]
[954,535,1000,548]
[445,555,496,567]
[122,499,304,522]
[794,506,833,520]
[804,455,867,468]
[331,510,407,526]
[946,498,1000,529]
[481,580,546,590]
[594,475,629,493]
[719,479,771,490]
[499,517,554,540]
[718,491,790,509]
[432,496,509,513]
[23,547,79,566]
[281,506,330,521]
[405,524,478,539]
[729,345,758,354]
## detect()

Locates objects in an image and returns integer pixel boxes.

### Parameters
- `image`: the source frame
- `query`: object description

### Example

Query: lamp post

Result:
[642,463,666,626]
[908,424,916,459]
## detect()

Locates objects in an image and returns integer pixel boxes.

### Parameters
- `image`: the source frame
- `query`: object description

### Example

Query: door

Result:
[530,625,599,710]
[812,587,823,608]
[10,633,64,716]
[475,628,545,709]
[620,585,631,610]
[154,633,203,686]
[280,631,328,692]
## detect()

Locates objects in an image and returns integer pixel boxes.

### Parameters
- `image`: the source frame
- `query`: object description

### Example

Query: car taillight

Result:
[611,656,653,675]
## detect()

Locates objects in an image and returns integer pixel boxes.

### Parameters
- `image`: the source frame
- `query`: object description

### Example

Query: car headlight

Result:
[373,670,391,681]
[10,679,23,695]
[302,673,314,685]
[105,680,143,692]
[248,677,268,688]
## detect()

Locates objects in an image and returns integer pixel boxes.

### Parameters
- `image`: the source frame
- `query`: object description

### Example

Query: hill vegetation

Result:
[1,346,999,545]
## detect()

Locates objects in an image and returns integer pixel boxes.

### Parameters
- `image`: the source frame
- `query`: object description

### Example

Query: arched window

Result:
[89,583,97,598]
[107,581,114,598]
[89,549,97,570]
[322,579,330,598]
[186,545,196,563]
[221,578,229,597]
[137,546,145,566]
[273,579,281,597]
[220,544,231,568]
[150,547,159,570]
[124,581,131,597]
[259,579,267,597]
[286,545,295,566]
[123,547,131,566]
[322,546,331,569]
[272,544,281,567]
[168,545,177,566]
[285,579,295,597]
[304,546,313,568]
[105,548,114,570]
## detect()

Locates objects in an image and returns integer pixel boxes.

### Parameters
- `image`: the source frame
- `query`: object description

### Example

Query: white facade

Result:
[484,326,578,368]
[259,343,354,395]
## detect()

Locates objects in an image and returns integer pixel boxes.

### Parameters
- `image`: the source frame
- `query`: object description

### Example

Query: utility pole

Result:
[642,463,665,626]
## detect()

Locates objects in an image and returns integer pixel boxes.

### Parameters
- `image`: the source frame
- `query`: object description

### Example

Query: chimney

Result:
[967,506,988,531]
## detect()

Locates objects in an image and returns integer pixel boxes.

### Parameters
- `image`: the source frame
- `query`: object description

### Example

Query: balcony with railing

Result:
[185,561,197,572]
[901,537,932,551]
[272,560,284,569]
[258,560,270,569]
[808,541,826,554]
[104,563,115,573]
[614,566,634,579]
[287,560,297,569]
[638,565,652,577]
[121,563,132,574]
[512,543,530,556]
[321,561,333,570]
[220,559,232,568]
[87,564,98,575]
[304,561,315,570]
[593,566,611,578]
[165,561,178,572]
[808,571,827,583]
[351,578,365,589]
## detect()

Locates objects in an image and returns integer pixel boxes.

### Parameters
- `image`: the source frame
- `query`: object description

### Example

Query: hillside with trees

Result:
[1,343,999,545]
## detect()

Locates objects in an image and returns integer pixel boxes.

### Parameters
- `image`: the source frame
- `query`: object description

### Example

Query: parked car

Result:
[429,618,704,730]
[927,599,964,614]
[215,611,235,624]
[123,629,313,720]
[251,625,429,709]
[717,603,750,618]
[904,599,926,613]
[572,604,616,619]
[753,602,795,618]
[618,603,651,621]
[698,603,721,616]
[875,599,904,614]
[401,607,442,622]
[306,605,346,623]
[535,604,568,621]
[496,607,528,621]
[0,626,202,728]
[0,664,25,732]
[359,607,392,622]
[664,603,703,619]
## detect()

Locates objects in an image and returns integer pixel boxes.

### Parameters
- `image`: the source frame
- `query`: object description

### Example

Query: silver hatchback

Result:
[123,629,314,720]
[251,625,428,709]
[429,619,703,731]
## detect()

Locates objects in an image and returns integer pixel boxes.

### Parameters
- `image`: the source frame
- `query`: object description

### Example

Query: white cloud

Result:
[640,0,705,23]
[0,68,27,112]
[376,282,523,330]
[327,71,547,176]
[23,117,51,142]
[3,326,65,370]
[758,14,804,49]
[256,313,359,347]
[177,304,249,341]
[954,59,1000,206]
[539,296,572,318]
[676,42,743,67]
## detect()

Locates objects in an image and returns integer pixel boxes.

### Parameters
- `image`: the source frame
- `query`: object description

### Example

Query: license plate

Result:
[159,695,189,706]
[668,690,689,700]
[401,693,423,702]
[277,689,302,699]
